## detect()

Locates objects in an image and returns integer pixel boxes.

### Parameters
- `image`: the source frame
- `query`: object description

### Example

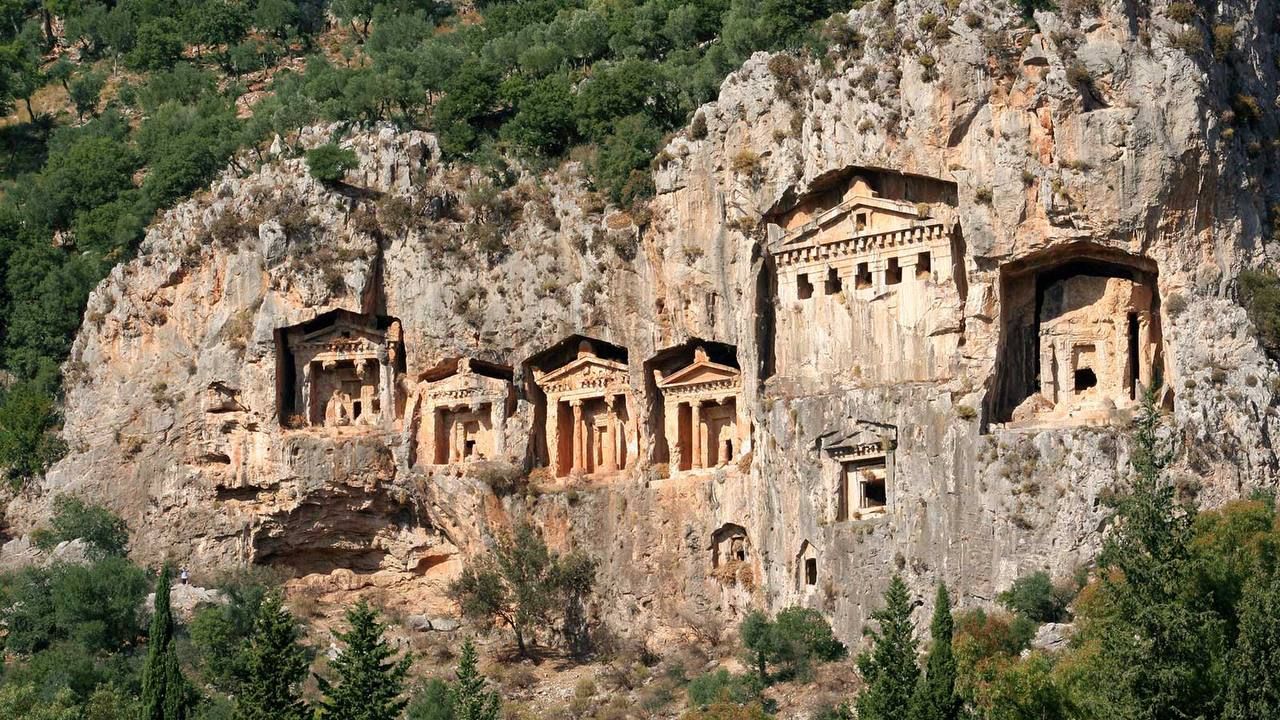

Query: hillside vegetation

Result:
[0,0,850,483]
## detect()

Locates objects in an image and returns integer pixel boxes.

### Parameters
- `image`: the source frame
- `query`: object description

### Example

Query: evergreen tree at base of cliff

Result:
[449,638,500,720]
[233,591,310,720]
[909,583,961,720]
[316,600,412,720]
[1075,386,1225,719]
[856,575,919,720]
[141,566,197,720]
[1223,566,1280,719]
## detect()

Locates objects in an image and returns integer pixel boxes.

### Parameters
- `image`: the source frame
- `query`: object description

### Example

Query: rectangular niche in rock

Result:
[824,420,895,522]
[991,245,1165,428]
[275,310,405,430]
[405,357,514,466]
[763,170,965,386]
[530,337,636,479]
[651,343,751,474]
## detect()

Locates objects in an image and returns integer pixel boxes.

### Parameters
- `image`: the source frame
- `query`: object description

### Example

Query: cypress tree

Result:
[1223,566,1280,719]
[141,566,197,720]
[234,591,310,720]
[317,600,412,720]
[856,575,919,720]
[450,638,500,720]
[908,584,961,720]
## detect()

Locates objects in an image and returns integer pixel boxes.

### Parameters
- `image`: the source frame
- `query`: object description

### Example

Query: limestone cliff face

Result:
[14,0,1280,641]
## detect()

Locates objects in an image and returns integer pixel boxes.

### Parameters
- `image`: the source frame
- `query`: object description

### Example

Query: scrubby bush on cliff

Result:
[740,606,846,684]
[31,495,129,558]
[996,571,1073,624]
[306,143,359,185]
[1239,269,1280,359]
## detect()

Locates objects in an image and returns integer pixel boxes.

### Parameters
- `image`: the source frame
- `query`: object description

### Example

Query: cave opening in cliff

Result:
[885,257,902,285]
[990,244,1164,426]
[711,523,750,568]
[647,340,746,472]
[824,267,842,295]
[797,273,814,299]
[805,558,817,585]
[275,310,405,429]
[917,251,932,279]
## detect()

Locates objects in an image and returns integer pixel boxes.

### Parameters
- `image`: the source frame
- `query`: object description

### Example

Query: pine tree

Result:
[1079,386,1225,719]
[1223,567,1280,719]
[856,575,919,720]
[141,566,197,720]
[908,584,960,720]
[234,591,310,720]
[449,638,500,720]
[316,600,412,720]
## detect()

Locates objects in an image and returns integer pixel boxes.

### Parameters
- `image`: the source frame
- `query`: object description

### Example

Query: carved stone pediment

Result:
[655,351,742,396]
[535,356,629,397]
[824,420,896,461]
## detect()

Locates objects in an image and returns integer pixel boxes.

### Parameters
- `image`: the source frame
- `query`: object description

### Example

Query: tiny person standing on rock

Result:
[179,567,189,585]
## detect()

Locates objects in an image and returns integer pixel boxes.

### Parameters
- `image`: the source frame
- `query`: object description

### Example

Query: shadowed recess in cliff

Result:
[989,243,1166,427]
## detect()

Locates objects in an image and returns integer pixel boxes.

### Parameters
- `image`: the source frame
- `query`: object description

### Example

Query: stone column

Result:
[664,400,682,472]
[691,401,703,470]
[1040,341,1057,405]
[547,399,561,476]
[300,361,314,425]
[377,354,394,427]
[612,395,625,470]
[571,400,584,474]
[734,395,751,458]
[1139,313,1153,392]
[489,399,505,459]
[422,402,438,464]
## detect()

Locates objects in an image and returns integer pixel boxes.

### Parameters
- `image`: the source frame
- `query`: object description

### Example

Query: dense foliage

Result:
[0,0,857,482]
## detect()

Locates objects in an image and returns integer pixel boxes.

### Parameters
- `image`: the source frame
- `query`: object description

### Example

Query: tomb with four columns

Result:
[406,357,514,465]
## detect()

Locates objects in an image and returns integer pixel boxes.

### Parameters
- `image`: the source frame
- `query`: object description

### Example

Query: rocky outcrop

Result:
[15,0,1280,645]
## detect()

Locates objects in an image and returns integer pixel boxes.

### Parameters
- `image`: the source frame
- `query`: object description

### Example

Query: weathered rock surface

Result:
[12,0,1280,645]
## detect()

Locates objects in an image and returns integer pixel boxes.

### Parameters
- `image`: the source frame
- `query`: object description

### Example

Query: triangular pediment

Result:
[300,322,385,346]
[658,360,740,388]
[825,420,896,456]
[778,198,921,246]
[536,355,628,385]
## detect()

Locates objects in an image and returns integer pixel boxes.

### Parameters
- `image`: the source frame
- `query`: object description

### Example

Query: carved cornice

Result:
[661,377,742,398]
[775,222,951,270]
[829,442,885,461]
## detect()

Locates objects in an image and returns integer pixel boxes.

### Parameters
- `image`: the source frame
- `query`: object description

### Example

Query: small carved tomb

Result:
[408,357,513,465]
[534,340,634,478]
[1034,275,1156,420]
[825,422,894,521]
[280,311,403,429]
[655,347,750,473]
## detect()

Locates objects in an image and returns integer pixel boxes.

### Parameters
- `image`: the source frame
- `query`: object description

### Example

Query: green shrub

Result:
[0,382,65,486]
[31,495,129,558]
[997,571,1074,623]
[306,143,359,184]
[740,606,846,683]
[686,669,761,708]
[1239,269,1280,358]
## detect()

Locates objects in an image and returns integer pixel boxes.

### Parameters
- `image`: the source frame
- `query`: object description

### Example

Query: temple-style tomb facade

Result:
[533,340,636,478]
[406,357,514,465]
[278,310,403,429]
[654,346,750,473]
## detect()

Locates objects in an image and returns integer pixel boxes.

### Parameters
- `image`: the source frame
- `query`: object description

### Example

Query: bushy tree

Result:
[1240,269,1280,358]
[189,569,275,691]
[316,600,412,720]
[909,584,960,720]
[740,606,846,683]
[233,591,310,720]
[0,381,63,484]
[31,494,129,557]
[856,575,919,720]
[449,522,596,658]
[306,142,358,184]
[127,18,184,71]
[997,571,1071,624]
[68,69,105,119]
[141,567,198,720]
